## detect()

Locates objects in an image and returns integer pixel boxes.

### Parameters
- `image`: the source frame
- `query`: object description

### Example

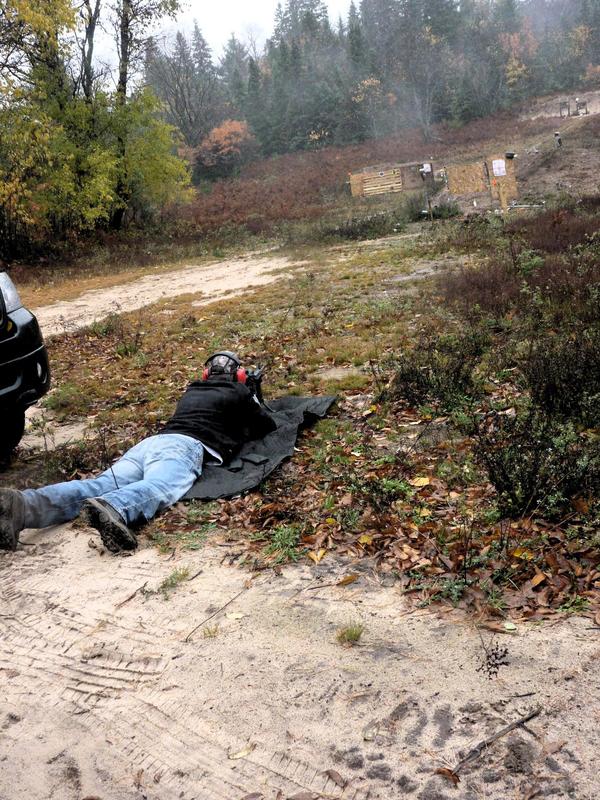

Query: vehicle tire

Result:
[1,405,26,459]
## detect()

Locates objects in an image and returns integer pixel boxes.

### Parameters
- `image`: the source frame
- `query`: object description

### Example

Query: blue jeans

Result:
[22,434,204,529]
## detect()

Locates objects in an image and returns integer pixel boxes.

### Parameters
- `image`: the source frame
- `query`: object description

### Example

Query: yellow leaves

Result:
[9,0,75,35]
[409,476,430,488]
[512,547,535,561]
[336,574,359,587]
[227,742,256,760]
[358,534,373,545]
[351,77,382,104]
[308,549,326,564]
[570,24,591,56]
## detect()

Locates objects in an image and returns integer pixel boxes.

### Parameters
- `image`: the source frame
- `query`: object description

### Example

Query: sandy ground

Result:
[1,527,599,800]
[519,88,600,120]
[4,223,599,799]
[33,254,294,338]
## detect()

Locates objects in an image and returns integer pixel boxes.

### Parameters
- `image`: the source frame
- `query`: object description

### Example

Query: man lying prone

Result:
[0,352,276,553]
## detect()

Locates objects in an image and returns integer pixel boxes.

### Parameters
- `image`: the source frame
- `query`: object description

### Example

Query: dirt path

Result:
[33,254,295,338]
[1,528,598,800]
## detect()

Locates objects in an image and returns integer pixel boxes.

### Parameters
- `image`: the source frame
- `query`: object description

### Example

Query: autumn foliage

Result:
[181,113,558,235]
[194,120,257,180]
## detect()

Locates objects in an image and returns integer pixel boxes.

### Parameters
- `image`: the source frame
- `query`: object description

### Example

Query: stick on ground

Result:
[184,586,248,642]
[453,706,542,774]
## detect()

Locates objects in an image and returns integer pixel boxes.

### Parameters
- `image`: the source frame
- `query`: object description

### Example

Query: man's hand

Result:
[245,368,265,403]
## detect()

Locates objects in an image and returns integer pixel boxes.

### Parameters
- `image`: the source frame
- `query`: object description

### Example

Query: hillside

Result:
[185,95,600,235]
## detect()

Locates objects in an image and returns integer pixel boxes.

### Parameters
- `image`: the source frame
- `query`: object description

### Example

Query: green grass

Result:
[157,567,190,599]
[259,524,305,564]
[336,623,365,646]
[43,382,88,418]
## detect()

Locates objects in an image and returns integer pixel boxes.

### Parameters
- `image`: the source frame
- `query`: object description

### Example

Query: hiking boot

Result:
[0,488,25,551]
[80,498,137,553]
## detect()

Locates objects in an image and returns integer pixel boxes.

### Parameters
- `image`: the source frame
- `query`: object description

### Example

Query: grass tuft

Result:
[336,623,365,646]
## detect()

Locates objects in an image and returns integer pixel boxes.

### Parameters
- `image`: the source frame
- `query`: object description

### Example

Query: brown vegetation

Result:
[182,114,558,235]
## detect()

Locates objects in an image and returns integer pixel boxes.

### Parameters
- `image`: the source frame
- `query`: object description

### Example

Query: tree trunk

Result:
[112,0,131,229]
[81,0,101,101]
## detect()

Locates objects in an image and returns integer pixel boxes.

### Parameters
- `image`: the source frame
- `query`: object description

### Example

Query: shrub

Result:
[431,200,461,220]
[520,331,600,426]
[321,210,406,240]
[441,260,521,319]
[193,120,257,180]
[506,208,600,254]
[475,408,600,519]
[389,329,489,409]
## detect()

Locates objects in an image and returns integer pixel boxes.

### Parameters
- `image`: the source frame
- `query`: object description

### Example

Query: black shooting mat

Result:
[184,395,336,500]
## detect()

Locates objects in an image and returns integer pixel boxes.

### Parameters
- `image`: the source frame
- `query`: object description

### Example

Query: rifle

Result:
[245,367,274,411]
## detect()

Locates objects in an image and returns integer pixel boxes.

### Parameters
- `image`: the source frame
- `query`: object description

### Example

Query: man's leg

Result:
[20,450,144,529]
[0,451,142,551]
[99,434,204,528]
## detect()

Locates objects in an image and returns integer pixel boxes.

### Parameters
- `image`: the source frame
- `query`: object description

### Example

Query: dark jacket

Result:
[159,379,277,464]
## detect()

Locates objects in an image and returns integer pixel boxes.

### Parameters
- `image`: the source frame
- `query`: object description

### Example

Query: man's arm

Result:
[242,391,277,441]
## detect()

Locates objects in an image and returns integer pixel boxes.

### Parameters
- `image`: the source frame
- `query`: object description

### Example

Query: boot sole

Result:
[81,499,137,553]
[0,491,25,551]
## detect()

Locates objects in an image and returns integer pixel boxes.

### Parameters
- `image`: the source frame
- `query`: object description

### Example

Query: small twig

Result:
[187,568,204,582]
[114,581,147,609]
[305,581,339,591]
[452,706,542,775]
[184,586,248,642]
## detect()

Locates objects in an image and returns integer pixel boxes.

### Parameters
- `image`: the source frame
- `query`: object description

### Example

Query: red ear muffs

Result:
[202,366,246,382]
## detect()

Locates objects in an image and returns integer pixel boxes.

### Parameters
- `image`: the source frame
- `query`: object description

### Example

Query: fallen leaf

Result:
[435,767,460,786]
[572,496,590,515]
[409,476,430,488]
[325,517,337,525]
[363,722,379,741]
[242,795,264,800]
[358,534,373,545]
[287,793,317,800]
[513,547,535,561]
[228,742,256,760]
[531,573,546,588]
[594,610,600,628]
[308,549,326,564]
[323,769,347,788]
[337,573,359,587]
[226,612,247,621]
[478,622,517,634]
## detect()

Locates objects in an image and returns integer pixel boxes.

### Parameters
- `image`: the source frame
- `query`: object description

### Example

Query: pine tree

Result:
[192,21,213,74]
[348,1,367,74]
[220,35,249,112]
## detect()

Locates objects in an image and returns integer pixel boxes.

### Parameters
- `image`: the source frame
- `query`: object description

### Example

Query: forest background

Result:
[2,0,600,261]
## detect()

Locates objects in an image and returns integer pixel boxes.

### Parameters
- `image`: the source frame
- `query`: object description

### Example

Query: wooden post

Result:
[498,183,508,213]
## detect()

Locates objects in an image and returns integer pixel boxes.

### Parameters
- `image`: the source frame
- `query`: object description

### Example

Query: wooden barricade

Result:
[349,160,435,198]
[446,154,518,210]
